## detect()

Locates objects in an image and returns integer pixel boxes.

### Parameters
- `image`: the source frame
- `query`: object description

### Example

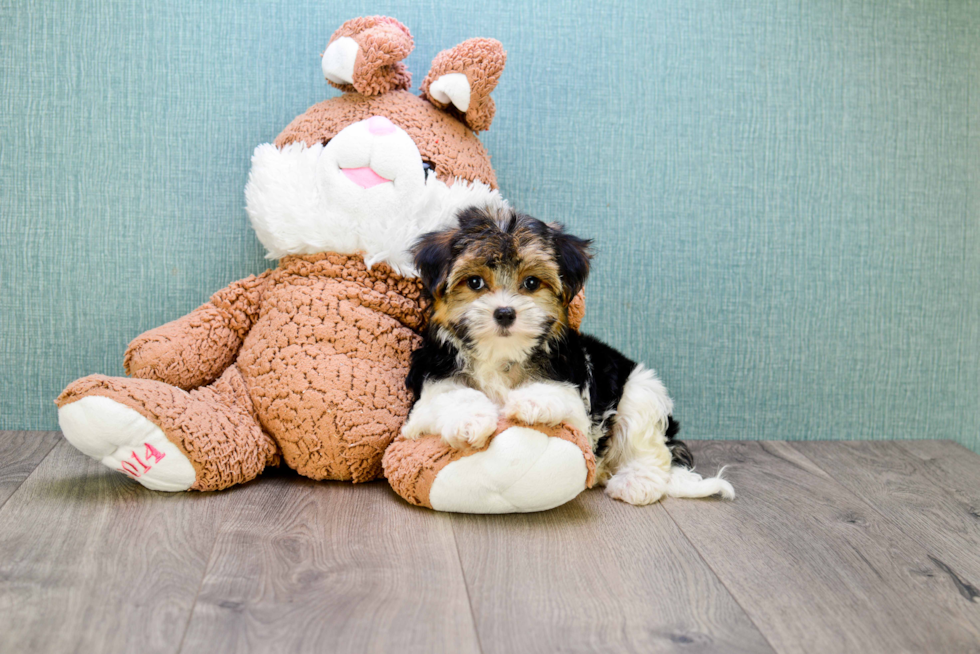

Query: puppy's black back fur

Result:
[535,328,691,468]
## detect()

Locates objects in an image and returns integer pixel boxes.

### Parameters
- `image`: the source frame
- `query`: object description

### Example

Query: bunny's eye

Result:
[422,160,436,177]
[467,276,485,291]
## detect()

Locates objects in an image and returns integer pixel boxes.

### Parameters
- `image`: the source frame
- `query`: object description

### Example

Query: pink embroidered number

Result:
[144,442,166,463]
[117,442,166,478]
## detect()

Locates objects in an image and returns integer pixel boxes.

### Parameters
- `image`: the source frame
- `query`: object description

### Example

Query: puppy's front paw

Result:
[402,386,499,449]
[400,415,428,441]
[437,389,499,449]
[440,403,498,449]
[504,383,582,428]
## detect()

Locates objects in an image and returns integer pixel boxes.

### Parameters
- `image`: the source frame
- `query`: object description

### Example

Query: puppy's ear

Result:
[412,229,457,297]
[552,226,593,304]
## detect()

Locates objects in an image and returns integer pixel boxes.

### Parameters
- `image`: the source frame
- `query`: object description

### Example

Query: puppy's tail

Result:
[663,418,735,500]
[666,465,735,500]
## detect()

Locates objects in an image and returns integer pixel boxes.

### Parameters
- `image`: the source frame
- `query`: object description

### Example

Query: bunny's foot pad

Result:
[58,396,197,492]
[383,419,596,514]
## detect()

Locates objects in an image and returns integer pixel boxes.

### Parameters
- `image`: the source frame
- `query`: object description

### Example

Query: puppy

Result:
[401,205,733,505]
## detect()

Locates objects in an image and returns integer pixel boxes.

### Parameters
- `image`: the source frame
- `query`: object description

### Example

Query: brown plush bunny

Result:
[56,17,592,512]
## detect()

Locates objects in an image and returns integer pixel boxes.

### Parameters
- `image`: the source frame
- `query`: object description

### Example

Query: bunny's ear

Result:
[321,16,414,95]
[420,38,506,132]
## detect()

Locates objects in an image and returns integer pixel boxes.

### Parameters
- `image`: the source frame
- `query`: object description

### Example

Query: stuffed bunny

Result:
[56,17,592,512]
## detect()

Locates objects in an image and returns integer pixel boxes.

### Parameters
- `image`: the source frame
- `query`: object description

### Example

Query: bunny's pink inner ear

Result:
[420,38,506,132]
[322,16,414,96]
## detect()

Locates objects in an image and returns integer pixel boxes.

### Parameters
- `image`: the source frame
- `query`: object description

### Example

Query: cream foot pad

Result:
[58,396,196,492]
[383,420,596,514]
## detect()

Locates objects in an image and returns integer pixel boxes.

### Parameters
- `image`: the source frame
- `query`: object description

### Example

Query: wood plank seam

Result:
[450,492,777,653]
[0,440,235,653]
[450,520,486,654]
[896,439,973,460]
[788,440,980,606]
[660,500,782,653]
[175,522,227,654]
[660,441,980,652]
[0,431,60,512]
[176,480,484,653]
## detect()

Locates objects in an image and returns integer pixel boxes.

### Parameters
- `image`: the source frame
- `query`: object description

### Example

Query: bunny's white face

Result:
[318,115,430,224]
[245,115,505,276]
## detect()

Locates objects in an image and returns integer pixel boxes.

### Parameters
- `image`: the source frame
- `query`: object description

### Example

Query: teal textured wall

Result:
[2,1,978,449]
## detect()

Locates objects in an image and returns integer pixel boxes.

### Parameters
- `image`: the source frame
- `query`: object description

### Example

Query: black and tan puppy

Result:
[402,205,733,505]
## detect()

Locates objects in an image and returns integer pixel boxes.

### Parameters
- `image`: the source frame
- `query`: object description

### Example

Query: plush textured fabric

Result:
[124,273,270,390]
[236,253,424,482]
[56,367,280,491]
[383,418,596,509]
[244,141,505,272]
[420,38,506,132]
[275,90,497,189]
[3,1,979,454]
[61,251,428,487]
[326,16,414,96]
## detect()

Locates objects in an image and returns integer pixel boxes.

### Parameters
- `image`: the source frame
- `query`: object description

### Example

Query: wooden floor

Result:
[2,434,980,653]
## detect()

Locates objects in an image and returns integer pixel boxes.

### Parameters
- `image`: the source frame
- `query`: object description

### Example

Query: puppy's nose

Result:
[366,115,396,136]
[493,307,517,328]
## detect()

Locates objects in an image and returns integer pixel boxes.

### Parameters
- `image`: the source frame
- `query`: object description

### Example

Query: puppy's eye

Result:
[466,276,485,291]
[422,160,436,177]
[522,276,541,292]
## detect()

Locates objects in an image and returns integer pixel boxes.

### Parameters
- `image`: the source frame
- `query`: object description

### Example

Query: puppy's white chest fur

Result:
[466,357,527,404]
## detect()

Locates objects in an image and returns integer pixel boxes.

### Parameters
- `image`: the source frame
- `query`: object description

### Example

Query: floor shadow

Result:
[28,472,147,504]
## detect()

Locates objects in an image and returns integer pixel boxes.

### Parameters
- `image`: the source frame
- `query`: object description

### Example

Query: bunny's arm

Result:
[123,271,271,390]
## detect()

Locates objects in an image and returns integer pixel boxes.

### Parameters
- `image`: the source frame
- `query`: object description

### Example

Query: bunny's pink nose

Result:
[366,116,397,136]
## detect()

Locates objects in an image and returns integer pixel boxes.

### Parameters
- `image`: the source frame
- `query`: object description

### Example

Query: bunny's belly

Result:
[237,258,423,482]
